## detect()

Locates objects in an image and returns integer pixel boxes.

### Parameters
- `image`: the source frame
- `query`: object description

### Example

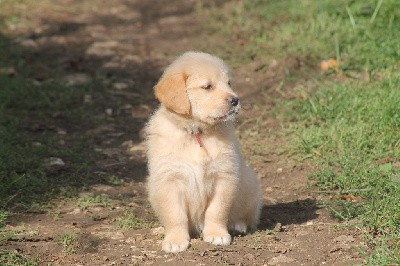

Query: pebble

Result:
[113,82,129,90]
[65,73,91,87]
[267,255,295,265]
[44,157,65,167]
[243,253,254,260]
[105,108,113,116]
[84,94,93,103]
[32,142,42,147]
[19,39,38,49]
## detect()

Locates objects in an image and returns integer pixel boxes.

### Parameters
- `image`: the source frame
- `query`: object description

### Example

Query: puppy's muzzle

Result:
[227,95,240,107]
[228,96,240,107]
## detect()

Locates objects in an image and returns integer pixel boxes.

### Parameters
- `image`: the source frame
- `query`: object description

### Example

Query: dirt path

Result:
[2,0,366,265]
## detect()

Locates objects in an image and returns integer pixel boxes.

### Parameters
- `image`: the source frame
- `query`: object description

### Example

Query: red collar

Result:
[190,126,203,147]
[195,132,203,147]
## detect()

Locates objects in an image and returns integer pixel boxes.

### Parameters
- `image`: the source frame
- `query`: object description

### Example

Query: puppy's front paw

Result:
[203,232,232,245]
[162,234,190,253]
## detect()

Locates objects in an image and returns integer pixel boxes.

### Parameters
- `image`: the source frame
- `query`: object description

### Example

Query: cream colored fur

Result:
[145,52,262,253]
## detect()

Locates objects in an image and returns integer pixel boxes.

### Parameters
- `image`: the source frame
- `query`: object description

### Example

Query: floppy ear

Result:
[154,73,190,115]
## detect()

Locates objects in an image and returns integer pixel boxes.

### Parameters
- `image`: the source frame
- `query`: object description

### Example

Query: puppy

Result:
[145,51,262,253]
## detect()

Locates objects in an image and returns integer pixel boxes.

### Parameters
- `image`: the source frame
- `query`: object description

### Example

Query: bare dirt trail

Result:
[2,0,367,265]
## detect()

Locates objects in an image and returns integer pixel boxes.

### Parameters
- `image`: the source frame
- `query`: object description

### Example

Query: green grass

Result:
[0,72,101,209]
[58,232,78,254]
[216,0,400,263]
[211,0,400,73]
[287,79,400,256]
[79,195,111,209]
[0,212,38,265]
[0,32,111,210]
[116,211,143,229]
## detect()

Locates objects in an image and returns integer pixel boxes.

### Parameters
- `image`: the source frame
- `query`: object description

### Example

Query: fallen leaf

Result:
[340,194,360,202]
[320,59,338,71]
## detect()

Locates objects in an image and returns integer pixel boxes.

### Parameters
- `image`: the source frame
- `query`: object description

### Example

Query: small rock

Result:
[44,157,65,167]
[84,94,92,104]
[19,39,38,49]
[0,67,16,76]
[105,108,113,116]
[243,253,254,260]
[32,142,42,147]
[113,82,129,90]
[65,73,91,87]
[267,255,295,265]
[122,104,133,110]
[86,41,118,57]
[57,129,67,135]
[276,168,283,173]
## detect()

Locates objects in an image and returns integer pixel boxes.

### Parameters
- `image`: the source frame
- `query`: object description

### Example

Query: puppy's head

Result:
[154,51,240,125]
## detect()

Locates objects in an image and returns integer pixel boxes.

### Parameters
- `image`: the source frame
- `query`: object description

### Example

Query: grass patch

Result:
[0,72,102,209]
[58,232,78,254]
[116,211,144,229]
[286,78,400,263]
[0,32,111,210]
[210,0,400,73]
[79,195,111,209]
[216,0,400,263]
[0,212,38,265]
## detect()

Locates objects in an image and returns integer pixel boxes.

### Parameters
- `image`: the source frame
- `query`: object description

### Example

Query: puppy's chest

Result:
[180,134,237,172]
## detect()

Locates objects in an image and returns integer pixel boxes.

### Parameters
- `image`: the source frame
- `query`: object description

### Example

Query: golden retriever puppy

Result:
[145,51,262,253]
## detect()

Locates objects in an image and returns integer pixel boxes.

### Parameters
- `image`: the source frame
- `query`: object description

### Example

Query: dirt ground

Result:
[2,0,368,265]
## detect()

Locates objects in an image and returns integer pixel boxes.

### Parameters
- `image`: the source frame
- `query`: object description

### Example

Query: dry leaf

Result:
[340,194,360,202]
[320,59,338,71]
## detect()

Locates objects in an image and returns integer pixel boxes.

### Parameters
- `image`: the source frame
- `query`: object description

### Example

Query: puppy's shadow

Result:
[258,198,320,230]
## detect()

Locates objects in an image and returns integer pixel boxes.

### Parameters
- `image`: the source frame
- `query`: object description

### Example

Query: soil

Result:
[2,0,367,265]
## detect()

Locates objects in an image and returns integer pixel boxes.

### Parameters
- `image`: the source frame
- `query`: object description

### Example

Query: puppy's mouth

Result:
[214,106,241,122]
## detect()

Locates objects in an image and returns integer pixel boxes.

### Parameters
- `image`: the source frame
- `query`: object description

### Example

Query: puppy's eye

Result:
[228,81,231,86]
[202,84,212,90]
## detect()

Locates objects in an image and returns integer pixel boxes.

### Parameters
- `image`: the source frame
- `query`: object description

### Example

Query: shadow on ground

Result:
[259,199,319,230]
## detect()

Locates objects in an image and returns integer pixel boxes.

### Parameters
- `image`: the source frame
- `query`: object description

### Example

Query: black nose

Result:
[229,96,239,107]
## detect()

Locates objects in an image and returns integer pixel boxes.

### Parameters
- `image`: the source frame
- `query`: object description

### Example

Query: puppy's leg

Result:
[203,176,237,245]
[149,178,190,253]
[229,165,262,234]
